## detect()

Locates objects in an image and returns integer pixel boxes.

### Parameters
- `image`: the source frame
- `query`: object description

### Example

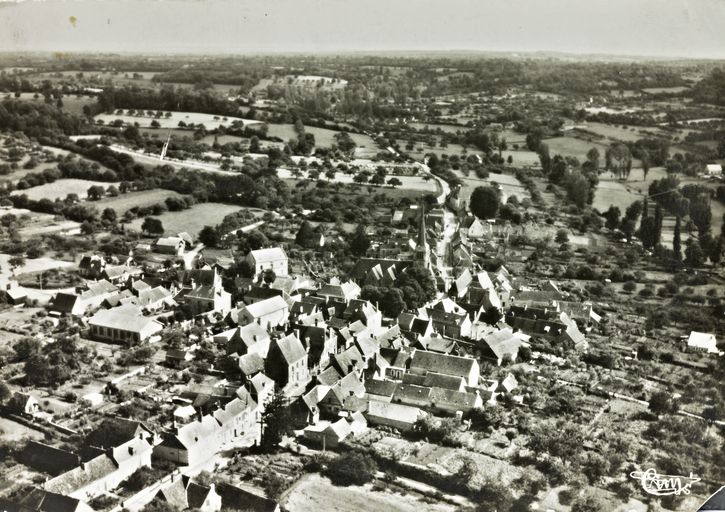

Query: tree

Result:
[86,185,105,201]
[106,185,120,197]
[649,390,677,415]
[379,288,406,317]
[673,216,682,261]
[476,475,515,512]
[349,225,370,256]
[641,148,651,181]
[653,203,663,246]
[198,226,219,247]
[586,147,600,170]
[470,186,501,220]
[639,216,657,249]
[609,143,632,180]
[295,221,318,248]
[325,452,377,486]
[260,392,289,450]
[141,217,164,236]
[555,229,569,244]
[571,491,608,512]
[685,239,705,267]
[395,266,437,309]
[101,208,117,225]
[333,132,357,155]
[0,380,10,405]
[603,206,620,231]
[8,255,25,271]
[263,269,276,284]
[387,177,402,188]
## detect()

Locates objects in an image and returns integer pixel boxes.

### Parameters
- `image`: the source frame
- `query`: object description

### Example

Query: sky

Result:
[1,0,725,59]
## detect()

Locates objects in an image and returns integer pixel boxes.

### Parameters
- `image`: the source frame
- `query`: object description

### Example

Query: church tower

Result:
[415,201,431,269]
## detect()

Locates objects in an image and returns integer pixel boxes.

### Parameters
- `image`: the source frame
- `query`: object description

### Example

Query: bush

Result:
[325,451,377,486]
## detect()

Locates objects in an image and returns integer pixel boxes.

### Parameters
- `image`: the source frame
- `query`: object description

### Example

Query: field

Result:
[93,189,183,213]
[126,202,244,237]
[94,111,261,130]
[543,136,608,161]
[592,177,642,213]
[453,170,530,206]
[11,179,117,201]
[276,168,438,193]
[265,123,377,151]
[407,122,468,134]
[4,92,97,116]
[580,122,668,143]
[282,474,455,512]
[0,417,45,443]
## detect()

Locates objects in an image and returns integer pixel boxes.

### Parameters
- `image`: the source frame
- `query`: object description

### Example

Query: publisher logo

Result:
[630,468,701,496]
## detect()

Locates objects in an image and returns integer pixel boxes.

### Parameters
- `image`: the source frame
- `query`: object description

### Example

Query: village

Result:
[0,25,723,512]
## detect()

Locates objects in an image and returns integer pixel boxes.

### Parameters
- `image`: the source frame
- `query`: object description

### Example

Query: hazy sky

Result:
[1,0,725,58]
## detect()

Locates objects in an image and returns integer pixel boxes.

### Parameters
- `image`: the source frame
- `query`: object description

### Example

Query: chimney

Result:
[128,446,135,455]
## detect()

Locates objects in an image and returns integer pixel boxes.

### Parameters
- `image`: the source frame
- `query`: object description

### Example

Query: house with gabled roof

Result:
[8,392,40,416]
[234,295,289,330]
[316,372,365,418]
[479,328,523,365]
[19,441,80,476]
[84,417,155,451]
[266,333,309,391]
[78,254,105,279]
[215,482,280,512]
[148,476,222,512]
[248,372,275,407]
[365,399,426,432]
[684,331,720,354]
[153,236,185,256]
[409,350,480,387]
[348,258,411,287]
[415,333,459,355]
[213,388,259,444]
[303,418,352,448]
[316,279,361,303]
[246,247,288,279]
[177,267,232,317]
[330,345,365,377]
[44,436,153,500]
[219,322,271,357]
[154,414,223,467]
[0,489,95,512]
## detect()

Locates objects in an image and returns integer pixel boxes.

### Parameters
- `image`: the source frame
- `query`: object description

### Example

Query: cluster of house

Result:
[4,209,615,510]
[0,416,277,512]
[48,252,234,345]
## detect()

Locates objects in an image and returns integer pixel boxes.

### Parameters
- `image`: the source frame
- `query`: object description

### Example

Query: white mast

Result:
[160,131,171,161]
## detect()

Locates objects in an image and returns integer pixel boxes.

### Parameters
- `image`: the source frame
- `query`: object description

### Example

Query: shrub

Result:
[325,451,377,486]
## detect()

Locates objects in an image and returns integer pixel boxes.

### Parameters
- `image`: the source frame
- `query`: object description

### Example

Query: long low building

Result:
[88,305,163,344]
